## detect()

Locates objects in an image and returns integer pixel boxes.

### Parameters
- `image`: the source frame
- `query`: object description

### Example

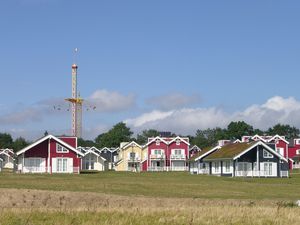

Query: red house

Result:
[288,138,300,169]
[16,134,84,173]
[146,136,190,171]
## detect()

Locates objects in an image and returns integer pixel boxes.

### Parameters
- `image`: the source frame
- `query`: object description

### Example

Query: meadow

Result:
[0,172,300,224]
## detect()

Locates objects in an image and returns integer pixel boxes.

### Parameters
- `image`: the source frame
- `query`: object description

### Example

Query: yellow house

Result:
[115,141,147,172]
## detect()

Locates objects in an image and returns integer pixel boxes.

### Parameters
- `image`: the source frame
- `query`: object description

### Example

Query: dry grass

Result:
[0,189,300,225]
[1,172,300,224]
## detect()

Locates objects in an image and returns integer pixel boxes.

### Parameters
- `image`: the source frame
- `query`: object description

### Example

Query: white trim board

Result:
[16,134,84,156]
[194,146,221,161]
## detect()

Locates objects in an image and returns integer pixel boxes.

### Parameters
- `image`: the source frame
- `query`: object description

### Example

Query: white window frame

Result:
[214,162,220,173]
[172,149,183,155]
[56,143,69,153]
[156,140,160,146]
[152,149,163,155]
[224,161,230,173]
[56,158,68,172]
[176,139,180,145]
[295,139,300,145]
[276,147,284,156]
[296,149,300,155]
[263,149,273,158]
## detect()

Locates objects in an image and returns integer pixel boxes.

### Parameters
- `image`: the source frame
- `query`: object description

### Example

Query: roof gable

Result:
[146,136,168,146]
[121,141,143,150]
[169,136,190,146]
[16,134,84,156]
[268,135,289,144]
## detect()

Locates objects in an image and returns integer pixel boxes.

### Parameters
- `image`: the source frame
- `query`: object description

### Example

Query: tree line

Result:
[0,121,299,152]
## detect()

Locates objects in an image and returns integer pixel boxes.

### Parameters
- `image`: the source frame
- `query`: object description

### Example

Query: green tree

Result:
[12,137,29,152]
[192,127,227,148]
[95,122,133,148]
[266,124,299,139]
[77,138,96,147]
[226,121,254,140]
[136,129,160,145]
[0,133,13,148]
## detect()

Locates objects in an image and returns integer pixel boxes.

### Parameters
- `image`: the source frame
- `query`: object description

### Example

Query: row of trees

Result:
[79,121,300,149]
[1,121,299,151]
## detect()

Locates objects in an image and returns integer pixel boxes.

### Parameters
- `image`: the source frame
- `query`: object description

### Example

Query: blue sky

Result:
[1,0,300,140]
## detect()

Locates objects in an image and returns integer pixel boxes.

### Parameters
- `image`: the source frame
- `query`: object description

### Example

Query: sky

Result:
[1,0,300,140]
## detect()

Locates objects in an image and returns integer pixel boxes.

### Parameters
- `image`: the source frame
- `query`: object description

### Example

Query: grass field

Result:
[1,171,300,199]
[0,172,300,224]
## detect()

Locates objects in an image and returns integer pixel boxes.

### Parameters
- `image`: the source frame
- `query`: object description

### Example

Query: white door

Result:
[261,162,277,177]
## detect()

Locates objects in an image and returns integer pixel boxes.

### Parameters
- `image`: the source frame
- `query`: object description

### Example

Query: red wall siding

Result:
[289,146,300,158]
[58,137,77,148]
[275,140,288,158]
[49,139,81,168]
[168,141,189,159]
[142,160,147,171]
[24,140,49,166]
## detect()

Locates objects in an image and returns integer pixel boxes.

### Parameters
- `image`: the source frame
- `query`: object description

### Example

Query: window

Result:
[296,149,300,155]
[56,144,68,153]
[153,149,162,155]
[57,158,68,172]
[156,140,160,145]
[263,162,272,176]
[173,149,182,155]
[295,139,300,145]
[129,152,136,159]
[176,139,180,145]
[263,149,273,158]
[224,161,230,173]
[277,148,284,156]
[214,162,220,173]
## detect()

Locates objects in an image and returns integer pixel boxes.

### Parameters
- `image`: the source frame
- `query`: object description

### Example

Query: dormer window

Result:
[156,140,160,145]
[56,144,68,153]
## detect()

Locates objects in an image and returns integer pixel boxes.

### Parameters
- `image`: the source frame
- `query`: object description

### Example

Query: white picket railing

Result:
[170,154,186,160]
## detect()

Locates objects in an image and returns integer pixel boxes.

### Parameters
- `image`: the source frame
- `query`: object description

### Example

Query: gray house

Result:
[203,141,289,177]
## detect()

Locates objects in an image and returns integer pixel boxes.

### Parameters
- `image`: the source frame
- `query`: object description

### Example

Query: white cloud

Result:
[146,93,201,110]
[0,89,135,126]
[125,96,300,135]
[86,89,135,113]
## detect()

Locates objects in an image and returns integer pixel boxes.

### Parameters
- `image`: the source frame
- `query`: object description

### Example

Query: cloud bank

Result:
[125,96,300,135]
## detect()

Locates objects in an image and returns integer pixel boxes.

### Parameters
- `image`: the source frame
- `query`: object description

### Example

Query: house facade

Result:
[146,136,190,171]
[99,147,119,170]
[203,141,289,177]
[114,141,147,172]
[0,148,14,170]
[189,146,221,174]
[288,138,300,169]
[16,135,84,174]
[78,147,106,171]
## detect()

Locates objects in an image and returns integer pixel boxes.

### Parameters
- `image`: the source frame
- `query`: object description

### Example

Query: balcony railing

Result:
[170,154,186,160]
[150,154,165,159]
[22,166,46,173]
[170,166,188,171]
[20,166,80,174]
[127,157,141,162]
[148,166,168,172]
[235,170,289,177]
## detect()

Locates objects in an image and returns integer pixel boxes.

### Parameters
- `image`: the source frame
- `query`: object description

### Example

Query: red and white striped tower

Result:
[65,52,83,137]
